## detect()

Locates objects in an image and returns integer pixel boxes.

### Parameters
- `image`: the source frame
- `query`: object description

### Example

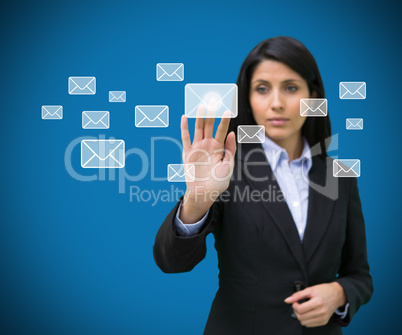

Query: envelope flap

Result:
[187,84,236,104]
[169,164,193,177]
[110,91,125,99]
[84,140,122,160]
[347,118,362,127]
[173,166,186,177]
[158,64,182,76]
[335,159,359,173]
[137,106,167,121]
[44,106,62,115]
[302,99,326,111]
[240,126,263,138]
[341,82,365,94]
[84,112,108,124]
[70,77,94,89]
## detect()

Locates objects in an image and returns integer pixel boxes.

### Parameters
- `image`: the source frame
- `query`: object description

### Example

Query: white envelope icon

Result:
[68,76,96,95]
[167,164,195,182]
[156,63,184,81]
[339,82,366,99]
[82,111,110,129]
[109,91,126,102]
[237,125,265,143]
[81,139,125,168]
[42,105,63,119]
[185,84,238,118]
[135,105,169,128]
[346,118,363,130]
[300,99,327,117]
[333,159,360,177]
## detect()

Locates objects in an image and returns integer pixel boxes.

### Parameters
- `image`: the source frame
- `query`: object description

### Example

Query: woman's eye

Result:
[257,86,268,93]
[286,85,298,92]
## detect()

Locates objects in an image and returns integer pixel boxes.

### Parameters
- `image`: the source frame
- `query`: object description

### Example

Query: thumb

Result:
[223,131,237,162]
[284,288,311,304]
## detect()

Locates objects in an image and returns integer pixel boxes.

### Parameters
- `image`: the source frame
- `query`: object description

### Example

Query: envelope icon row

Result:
[81,139,125,168]
[185,84,238,118]
[237,125,265,143]
[68,76,96,95]
[346,118,363,130]
[135,105,169,127]
[300,99,327,117]
[339,82,366,99]
[83,111,109,129]
[109,91,126,102]
[42,105,63,119]
[167,164,195,182]
[157,63,184,81]
[333,159,360,177]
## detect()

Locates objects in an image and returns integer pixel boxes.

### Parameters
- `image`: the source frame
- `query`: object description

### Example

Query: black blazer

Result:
[153,142,373,335]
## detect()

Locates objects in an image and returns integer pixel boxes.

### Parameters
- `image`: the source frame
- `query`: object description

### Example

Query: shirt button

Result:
[293,201,299,207]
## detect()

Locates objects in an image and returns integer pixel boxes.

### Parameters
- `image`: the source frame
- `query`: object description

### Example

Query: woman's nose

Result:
[270,90,284,111]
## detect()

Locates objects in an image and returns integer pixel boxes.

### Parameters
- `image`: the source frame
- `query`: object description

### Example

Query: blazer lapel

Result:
[238,143,308,280]
[302,155,336,263]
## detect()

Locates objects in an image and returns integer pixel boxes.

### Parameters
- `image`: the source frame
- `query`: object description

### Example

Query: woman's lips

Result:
[268,118,289,126]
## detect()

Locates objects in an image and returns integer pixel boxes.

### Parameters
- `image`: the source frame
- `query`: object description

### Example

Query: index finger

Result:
[284,287,313,304]
[292,297,317,315]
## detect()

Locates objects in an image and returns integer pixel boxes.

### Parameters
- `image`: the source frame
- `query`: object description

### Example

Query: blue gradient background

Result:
[1,0,400,334]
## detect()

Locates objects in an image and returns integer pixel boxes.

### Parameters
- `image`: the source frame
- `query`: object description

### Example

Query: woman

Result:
[153,36,373,335]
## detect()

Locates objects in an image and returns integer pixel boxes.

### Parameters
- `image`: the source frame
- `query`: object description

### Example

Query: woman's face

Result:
[249,60,313,146]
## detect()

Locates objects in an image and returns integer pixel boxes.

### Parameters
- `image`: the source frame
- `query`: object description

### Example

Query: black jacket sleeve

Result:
[334,177,374,326]
[153,197,222,273]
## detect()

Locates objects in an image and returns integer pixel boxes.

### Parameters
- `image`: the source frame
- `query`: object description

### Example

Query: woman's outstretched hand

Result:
[179,104,237,224]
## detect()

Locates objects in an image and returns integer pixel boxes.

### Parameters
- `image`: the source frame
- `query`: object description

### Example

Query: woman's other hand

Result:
[284,282,347,327]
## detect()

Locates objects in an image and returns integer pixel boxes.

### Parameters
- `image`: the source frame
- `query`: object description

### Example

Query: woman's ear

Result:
[311,91,318,98]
